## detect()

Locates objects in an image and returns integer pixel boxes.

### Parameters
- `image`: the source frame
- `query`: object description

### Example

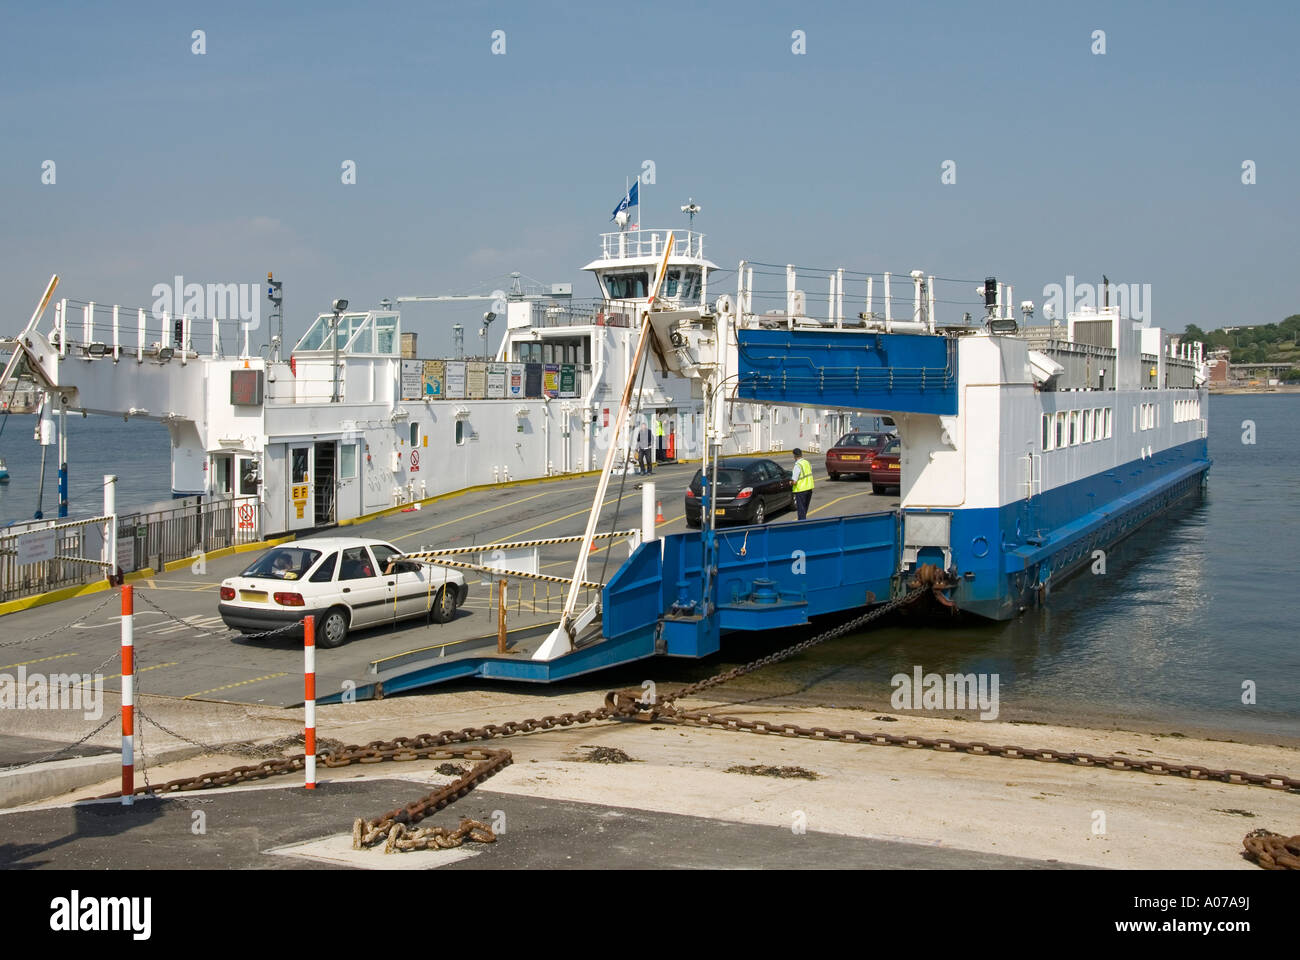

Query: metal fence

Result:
[0,515,111,603]
[116,495,261,574]
[0,495,260,604]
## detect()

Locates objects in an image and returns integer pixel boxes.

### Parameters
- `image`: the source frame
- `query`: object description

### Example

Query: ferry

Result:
[0,217,1209,675]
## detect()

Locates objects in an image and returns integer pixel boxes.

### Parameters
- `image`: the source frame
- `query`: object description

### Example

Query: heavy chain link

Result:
[1242,831,1300,870]
[85,573,1298,865]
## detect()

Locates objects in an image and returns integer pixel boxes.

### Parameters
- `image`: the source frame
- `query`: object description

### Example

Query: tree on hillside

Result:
[1183,323,1207,342]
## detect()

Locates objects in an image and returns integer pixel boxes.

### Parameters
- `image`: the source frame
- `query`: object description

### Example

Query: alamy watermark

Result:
[0,667,104,720]
[890,665,999,720]
[1041,275,1151,326]
[151,275,260,331]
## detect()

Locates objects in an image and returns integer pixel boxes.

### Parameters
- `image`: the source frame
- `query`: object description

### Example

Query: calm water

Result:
[614,395,1300,740]
[0,415,172,525]
[2,400,1297,738]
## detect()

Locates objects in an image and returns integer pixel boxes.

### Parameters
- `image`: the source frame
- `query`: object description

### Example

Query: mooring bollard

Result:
[304,615,316,790]
[120,584,133,805]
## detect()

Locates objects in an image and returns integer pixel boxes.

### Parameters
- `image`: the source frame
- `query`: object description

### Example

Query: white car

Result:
[217,537,468,648]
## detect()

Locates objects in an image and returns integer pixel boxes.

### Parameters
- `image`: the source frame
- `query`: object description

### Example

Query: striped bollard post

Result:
[120,585,134,806]
[304,615,316,789]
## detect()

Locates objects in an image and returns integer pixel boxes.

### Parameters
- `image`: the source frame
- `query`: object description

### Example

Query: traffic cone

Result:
[656,501,665,523]
[589,540,599,553]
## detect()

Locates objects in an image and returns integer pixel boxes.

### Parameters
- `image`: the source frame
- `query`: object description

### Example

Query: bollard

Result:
[304,615,316,789]
[120,584,134,805]
[642,481,657,543]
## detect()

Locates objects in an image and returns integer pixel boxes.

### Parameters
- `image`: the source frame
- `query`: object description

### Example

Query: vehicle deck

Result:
[0,463,896,708]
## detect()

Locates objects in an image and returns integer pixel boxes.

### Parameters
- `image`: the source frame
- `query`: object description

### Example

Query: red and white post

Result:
[304,615,316,789]
[120,584,134,805]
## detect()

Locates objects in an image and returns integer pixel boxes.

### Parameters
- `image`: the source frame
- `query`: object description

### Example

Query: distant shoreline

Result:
[1210,385,1300,395]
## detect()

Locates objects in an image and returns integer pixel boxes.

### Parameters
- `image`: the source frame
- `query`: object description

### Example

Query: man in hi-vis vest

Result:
[791,448,814,520]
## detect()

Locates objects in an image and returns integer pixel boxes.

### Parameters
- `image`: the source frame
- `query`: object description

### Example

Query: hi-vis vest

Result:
[793,458,814,492]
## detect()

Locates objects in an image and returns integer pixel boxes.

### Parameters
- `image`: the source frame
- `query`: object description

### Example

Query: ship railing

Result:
[48,298,258,365]
[521,299,639,329]
[115,495,261,575]
[598,230,705,261]
[0,495,263,603]
[0,514,114,603]
[263,361,346,404]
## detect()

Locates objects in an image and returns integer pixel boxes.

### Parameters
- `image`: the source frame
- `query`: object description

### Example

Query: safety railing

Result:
[598,229,705,261]
[0,514,112,603]
[116,495,261,574]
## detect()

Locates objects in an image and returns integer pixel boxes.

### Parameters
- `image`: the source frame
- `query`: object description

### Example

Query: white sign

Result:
[116,536,135,574]
[17,529,56,566]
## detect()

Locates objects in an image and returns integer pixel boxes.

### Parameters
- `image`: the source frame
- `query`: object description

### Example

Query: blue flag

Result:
[610,180,639,220]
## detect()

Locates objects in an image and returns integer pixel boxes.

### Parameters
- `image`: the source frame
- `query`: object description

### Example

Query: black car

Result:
[684,457,794,527]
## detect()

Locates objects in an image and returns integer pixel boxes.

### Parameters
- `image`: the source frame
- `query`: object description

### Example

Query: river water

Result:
[2,398,1296,738]
[627,394,1300,741]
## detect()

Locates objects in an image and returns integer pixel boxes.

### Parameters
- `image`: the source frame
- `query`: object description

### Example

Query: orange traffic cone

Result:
[589,540,599,553]
[656,501,665,522]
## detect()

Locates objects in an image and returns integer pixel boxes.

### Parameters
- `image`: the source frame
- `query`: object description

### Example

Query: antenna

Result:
[680,197,701,228]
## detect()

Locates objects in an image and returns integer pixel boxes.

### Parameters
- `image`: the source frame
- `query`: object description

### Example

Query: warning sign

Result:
[237,503,255,531]
[409,449,420,473]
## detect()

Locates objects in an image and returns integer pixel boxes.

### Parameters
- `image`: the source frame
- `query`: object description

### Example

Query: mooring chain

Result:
[1242,831,1300,870]
[87,573,1297,865]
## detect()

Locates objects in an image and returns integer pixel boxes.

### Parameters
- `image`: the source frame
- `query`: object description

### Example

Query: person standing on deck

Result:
[792,448,814,520]
[635,419,654,475]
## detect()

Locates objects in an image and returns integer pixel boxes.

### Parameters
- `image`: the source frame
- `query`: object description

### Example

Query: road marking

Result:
[0,652,78,670]
[390,486,590,543]
[500,491,638,541]
[809,489,875,516]
[183,673,289,700]
[74,661,179,686]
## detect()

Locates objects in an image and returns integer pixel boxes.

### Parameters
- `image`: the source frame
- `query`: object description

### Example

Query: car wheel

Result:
[828,471,839,481]
[431,585,456,623]
[871,483,884,494]
[753,500,766,524]
[317,606,350,648]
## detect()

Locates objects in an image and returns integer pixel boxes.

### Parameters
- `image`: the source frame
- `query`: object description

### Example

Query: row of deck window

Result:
[1042,407,1113,451]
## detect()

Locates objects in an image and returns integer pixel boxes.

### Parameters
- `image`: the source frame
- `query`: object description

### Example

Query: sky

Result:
[2,0,1297,356]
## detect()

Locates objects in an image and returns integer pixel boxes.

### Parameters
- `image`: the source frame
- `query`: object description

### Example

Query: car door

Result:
[372,542,437,620]
[336,545,389,628]
[763,459,793,508]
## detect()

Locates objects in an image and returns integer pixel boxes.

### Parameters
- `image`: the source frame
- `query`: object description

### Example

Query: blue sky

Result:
[2,0,1297,354]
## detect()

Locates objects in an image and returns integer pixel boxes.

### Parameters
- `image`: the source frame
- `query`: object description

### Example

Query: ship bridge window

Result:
[661,269,701,301]
[603,272,650,299]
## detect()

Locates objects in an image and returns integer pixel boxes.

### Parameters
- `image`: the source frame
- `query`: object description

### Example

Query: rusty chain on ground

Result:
[93,570,1298,862]
[1242,831,1300,870]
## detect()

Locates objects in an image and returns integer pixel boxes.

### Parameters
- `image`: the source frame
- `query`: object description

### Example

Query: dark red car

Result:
[825,431,893,480]
[868,437,901,494]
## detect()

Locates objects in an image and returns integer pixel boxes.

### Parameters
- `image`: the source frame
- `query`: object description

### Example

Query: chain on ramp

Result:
[87,569,1298,862]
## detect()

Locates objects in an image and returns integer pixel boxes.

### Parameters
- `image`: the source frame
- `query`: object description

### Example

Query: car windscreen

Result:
[241,547,323,581]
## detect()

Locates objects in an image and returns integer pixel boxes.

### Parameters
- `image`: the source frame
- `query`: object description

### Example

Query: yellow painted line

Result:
[808,489,876,516]
[0,652,78,671]
[75,661,178,686]
[390,489,559,543]
[183,672,289,700]
[499,491,638,541]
